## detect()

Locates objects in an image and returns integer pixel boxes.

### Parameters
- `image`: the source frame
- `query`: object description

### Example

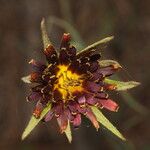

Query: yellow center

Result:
[54,65,84,101]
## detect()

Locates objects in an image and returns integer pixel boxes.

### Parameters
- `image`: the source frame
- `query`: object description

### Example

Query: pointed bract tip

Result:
[109,36,114,40]
[21,132,26,141]
[41,18,45,26]
[133,81,141,87]
[21,75,31,84]
[103,36,114,43]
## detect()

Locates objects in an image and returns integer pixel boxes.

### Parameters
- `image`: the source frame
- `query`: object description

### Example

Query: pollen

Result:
[54,65,84,101]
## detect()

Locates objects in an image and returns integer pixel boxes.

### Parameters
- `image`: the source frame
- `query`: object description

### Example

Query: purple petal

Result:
[27,92,42,102]
[57,113,68,133]
[83,81,100,92]
[77,105,87,114]
[86,108,99,130]
[65,108,74,122]
[54,102,63,117]
[78,96,86,104]
[86,96,98,105]
[73,114,81,127]
[68,101,78,114]
[44,109,54,122]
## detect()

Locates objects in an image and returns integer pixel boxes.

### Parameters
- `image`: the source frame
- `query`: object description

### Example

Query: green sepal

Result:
[91,106,126,141]
[22,103,52,140]
[104,78,140,91]
[41,18,52,49]
[64,120,72,143]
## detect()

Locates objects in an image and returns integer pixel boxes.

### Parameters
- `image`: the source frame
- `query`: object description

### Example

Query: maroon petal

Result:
[54,102,63,117]
[86,108,99,130]
[95,92,108,99]
[90,71,103,81]
[89,62,99,72]
[68,60,80,73]
[90,54,101,61]
[68,46,76,61]
[98,99,119,112]
[68,101,78,115]
[42,74,57,83]
[78,63,90,74]
[41,85,53,94]
[83,81,100,93]
[53,89,63,101]
[79,57,89,63]
[44,45,58,64]
[59,49,70,64]
[57,113,68,133]
[41,94,52,105]
[31,85,44,92]
[30,72,42,83]
[73,113,81,127]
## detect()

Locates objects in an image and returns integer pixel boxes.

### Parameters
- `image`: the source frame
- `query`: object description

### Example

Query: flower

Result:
[24,33,122,133]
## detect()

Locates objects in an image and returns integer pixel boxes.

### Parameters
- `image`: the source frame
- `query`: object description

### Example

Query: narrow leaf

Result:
[91,106,126,141]
[41,18,52,49]
[64,121,72,143]
[104,78,140,91]
[22,103,52,140]
[79,36,114,54]
[99,60,122,68]
[21,75,31,83]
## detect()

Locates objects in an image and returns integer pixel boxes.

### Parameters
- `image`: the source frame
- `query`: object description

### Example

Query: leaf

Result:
[91,106,126,141]
[41,18,52,49]
[22,103,52,140]
[99,60,122,68]
[64,121,72,143]
[78,36,114,55]
[21,75,31,83]
[104,78,140,91]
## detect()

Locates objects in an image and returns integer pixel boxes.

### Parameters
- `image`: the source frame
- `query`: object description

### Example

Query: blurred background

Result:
[0,0,150,150]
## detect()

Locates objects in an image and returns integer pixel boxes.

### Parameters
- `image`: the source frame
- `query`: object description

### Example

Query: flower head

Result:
[25,33,122,133]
